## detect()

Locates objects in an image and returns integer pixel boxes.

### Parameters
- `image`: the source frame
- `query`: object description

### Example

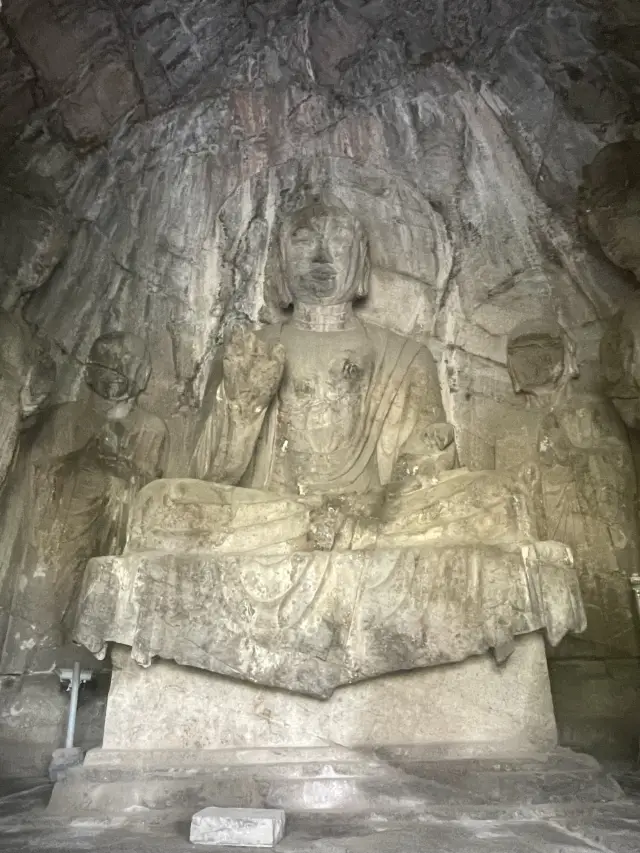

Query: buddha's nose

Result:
[312,238,332,264]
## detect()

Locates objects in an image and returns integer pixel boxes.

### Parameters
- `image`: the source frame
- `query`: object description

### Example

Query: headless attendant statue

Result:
[496,319,639,658]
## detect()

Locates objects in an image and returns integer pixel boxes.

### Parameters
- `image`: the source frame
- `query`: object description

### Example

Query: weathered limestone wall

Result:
[0,0,639,767]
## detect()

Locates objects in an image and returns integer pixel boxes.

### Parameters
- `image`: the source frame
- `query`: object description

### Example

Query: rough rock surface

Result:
[0,1,637,418]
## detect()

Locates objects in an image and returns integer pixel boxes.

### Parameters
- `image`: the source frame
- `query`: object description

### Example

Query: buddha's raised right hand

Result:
[222,328,285,413]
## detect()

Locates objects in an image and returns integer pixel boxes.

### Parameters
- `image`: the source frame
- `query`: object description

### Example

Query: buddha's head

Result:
[85,332,151,402]
[507,319,578,395]
[276,195,370,308]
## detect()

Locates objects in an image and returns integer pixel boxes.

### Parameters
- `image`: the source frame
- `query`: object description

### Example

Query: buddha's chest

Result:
[277,333,375,453]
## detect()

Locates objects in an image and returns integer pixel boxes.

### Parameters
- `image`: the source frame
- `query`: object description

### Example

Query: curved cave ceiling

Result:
[1,1,638,185]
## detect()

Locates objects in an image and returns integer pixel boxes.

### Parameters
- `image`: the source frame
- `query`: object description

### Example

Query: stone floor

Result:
[0,771,639,852]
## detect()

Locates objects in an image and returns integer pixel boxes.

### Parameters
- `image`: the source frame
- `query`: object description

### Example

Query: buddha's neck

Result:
[292,302,355,332]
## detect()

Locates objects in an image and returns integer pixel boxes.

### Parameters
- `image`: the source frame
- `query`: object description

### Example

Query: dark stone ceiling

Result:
[0,0,638,157]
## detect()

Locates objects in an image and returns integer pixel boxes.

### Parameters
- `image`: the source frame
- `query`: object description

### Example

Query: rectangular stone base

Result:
[47,744,622,823]
[102,632,556,754]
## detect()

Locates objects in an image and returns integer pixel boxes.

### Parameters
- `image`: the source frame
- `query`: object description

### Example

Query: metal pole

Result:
[64,661,81,749]
[631,575,640,620]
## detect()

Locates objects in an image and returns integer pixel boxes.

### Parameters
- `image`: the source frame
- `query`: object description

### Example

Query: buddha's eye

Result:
[291,227,311,241]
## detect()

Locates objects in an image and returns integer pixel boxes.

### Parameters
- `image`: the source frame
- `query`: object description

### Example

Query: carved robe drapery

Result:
[191,321,453,496]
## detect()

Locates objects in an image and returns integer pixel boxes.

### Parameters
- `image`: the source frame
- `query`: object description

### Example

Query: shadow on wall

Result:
[550,658,640,764]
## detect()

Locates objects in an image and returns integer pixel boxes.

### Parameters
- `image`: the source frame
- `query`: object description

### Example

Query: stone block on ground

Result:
[190,807,285,847]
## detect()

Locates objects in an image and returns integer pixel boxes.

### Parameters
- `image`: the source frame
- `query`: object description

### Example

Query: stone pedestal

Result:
[102,633,556,753]
[46,633,571,822]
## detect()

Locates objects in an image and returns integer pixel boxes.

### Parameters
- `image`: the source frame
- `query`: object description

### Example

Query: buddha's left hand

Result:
[424,422,455,451]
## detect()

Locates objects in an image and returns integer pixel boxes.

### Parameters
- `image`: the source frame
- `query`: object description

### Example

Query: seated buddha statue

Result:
[137,194,536,553]
[76,195,585,697]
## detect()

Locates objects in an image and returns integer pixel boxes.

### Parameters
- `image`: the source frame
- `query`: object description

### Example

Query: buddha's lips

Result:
[310,264,336,280]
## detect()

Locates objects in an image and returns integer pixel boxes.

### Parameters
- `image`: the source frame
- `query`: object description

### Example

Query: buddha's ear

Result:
[356,231,371,300]
[278,285,293,309]
[270,225,293,309]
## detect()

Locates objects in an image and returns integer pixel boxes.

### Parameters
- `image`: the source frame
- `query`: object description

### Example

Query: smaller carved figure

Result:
[498,318,639,657]
[600,296,640,640]
[0,332,168,673]
[600,296,640,432]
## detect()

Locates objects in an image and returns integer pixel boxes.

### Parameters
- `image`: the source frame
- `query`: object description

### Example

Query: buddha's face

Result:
[281,206,362,305]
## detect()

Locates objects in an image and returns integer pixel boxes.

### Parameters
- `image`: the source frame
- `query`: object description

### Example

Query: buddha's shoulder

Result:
[360,321,432,359]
